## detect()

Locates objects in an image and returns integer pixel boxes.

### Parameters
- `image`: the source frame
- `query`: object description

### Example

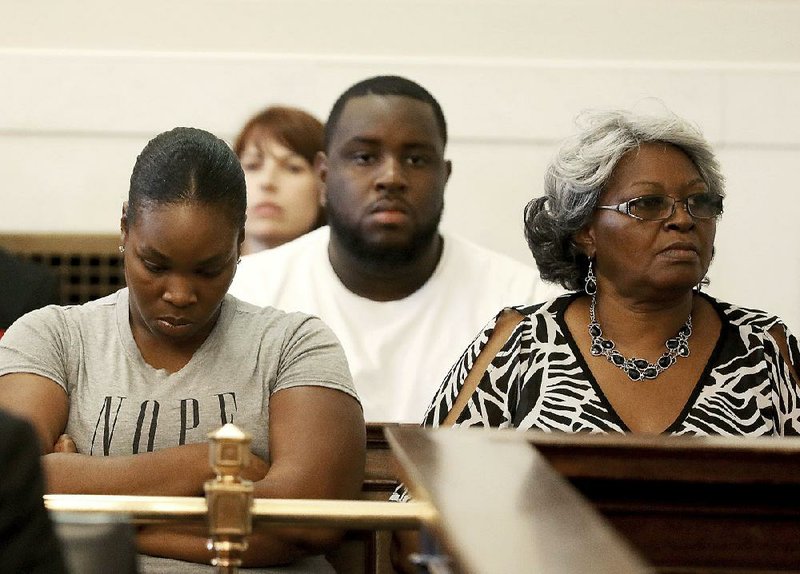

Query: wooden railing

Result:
[386,427,650,574]
[356,426,800,573]
[527,431,800,573]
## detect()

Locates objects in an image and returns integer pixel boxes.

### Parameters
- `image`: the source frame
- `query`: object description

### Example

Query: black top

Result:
[0,408,68,573]
[423,293,800,436]
[0,249,59,330]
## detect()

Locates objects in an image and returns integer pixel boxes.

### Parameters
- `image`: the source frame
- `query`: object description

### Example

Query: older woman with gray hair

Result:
[421,108,800,435]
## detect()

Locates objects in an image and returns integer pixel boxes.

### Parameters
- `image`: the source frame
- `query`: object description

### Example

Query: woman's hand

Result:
[137,387,365,567]
[240,452,270,483]
[240,386,366,563]
[44,434,268,497]
[53,433,77,453]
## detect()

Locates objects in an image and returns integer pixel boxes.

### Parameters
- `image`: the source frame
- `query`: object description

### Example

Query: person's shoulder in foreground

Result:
[0,408,67,573]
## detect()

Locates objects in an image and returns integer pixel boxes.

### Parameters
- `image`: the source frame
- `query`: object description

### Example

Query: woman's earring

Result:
[584,259,597,296]
[118,245,125,254]
[695,276,707,292]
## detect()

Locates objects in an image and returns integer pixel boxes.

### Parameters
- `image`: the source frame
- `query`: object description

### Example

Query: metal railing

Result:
[44,424,431,573]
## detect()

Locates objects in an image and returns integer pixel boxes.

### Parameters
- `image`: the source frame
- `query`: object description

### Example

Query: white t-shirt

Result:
[230,227,559,423]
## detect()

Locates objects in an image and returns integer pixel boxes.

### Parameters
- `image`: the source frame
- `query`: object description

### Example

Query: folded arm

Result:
[0,373,268,495]
[137,385,367,566]
[0,371,366,566]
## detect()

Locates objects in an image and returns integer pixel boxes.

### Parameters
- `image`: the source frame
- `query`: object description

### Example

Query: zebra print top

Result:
[422,292,800,436]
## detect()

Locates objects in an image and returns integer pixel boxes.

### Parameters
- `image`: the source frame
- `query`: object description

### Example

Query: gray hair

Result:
[524,108,725,291]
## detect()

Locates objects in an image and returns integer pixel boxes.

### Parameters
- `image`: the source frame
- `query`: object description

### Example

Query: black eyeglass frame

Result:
[595,193,724,221]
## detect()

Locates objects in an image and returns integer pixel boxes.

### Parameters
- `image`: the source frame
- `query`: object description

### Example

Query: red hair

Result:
[233,106,324,166]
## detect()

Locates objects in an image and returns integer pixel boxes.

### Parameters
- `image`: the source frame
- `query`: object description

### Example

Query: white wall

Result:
[1,0,799,328]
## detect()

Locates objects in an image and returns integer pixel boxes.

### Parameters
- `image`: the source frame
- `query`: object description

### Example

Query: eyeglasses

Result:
[596,193,724,221]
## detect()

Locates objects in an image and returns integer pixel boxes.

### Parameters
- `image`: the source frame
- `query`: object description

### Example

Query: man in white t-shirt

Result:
[230,75,557,422]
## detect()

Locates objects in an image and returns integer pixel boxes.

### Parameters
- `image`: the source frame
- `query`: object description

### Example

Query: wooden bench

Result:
[386,426,650,574]
[528,431,800,573]
[376,426,800,574]
[327,423,411,574]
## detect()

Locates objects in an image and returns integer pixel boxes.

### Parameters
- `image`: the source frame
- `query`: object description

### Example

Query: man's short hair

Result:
[324,75,448,151]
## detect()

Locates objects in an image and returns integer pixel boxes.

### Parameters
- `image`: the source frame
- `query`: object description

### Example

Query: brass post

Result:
[204,424,254,574]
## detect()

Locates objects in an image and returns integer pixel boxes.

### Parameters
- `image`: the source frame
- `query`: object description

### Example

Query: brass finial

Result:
[204,424,254,574]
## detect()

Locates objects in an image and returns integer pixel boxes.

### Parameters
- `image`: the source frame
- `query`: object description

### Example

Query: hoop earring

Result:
[695,276,707,293]
[584,259,597,296]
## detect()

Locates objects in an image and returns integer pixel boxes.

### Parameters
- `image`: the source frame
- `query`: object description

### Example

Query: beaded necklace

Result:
[588,293,692,381]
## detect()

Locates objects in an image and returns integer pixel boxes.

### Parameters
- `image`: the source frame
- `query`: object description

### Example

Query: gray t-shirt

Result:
[0,288,357,573]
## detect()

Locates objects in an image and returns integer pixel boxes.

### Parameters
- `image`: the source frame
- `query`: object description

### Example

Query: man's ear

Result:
[314,151,328,208]
[120,202,129,245]
[444,159,453,184]
[237,226,245,256]
[573,224,596,259]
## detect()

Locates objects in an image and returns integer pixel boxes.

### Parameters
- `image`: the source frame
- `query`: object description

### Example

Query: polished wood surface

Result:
[522,431,800,572]
[386,426,650,574]
[526,430,800,482]
[363,422,408,500]
[369,424,800,572]
[339,423,415,574]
